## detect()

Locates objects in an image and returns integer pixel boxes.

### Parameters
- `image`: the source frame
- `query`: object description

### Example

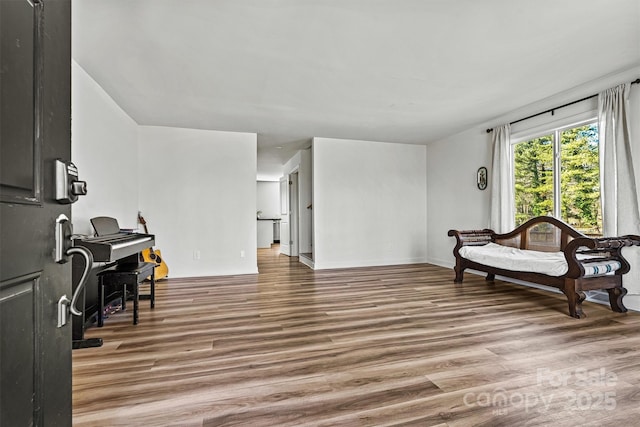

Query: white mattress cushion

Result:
[458,242,620,277]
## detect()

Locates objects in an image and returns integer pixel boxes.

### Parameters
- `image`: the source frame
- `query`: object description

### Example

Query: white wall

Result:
[72,63,259,279]
[71,61,139,235]
[313,137,427,269]
[138,126,258,278]
[256,181,280,219]
[427,66,640,310]
[426,127,493,267]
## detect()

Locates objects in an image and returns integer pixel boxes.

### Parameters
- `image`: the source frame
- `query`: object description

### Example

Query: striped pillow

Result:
[582,261,622,277]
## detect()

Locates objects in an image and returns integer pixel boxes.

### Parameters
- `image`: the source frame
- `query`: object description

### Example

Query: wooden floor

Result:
[73,246,640,426]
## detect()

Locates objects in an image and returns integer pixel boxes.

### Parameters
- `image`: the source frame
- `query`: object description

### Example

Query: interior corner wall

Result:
[426,128,493,268]
[312,137,427,269]
[137,126,258,278]
[71,61,139,235]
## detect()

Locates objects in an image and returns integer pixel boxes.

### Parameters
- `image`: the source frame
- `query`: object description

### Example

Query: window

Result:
[513,121,601,236]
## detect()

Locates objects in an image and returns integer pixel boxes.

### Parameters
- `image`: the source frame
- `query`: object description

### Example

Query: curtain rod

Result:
[486,78,640,133]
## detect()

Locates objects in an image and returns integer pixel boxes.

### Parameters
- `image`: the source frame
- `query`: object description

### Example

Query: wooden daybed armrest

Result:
[447,228,493,257]
[563,235,640,278]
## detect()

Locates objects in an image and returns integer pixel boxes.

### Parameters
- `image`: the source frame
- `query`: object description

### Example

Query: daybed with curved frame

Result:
[448,216,640,318]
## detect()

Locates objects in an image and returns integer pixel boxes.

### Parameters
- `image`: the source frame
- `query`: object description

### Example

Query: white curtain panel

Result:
[489,124,514,233]
[599,82,640,235]
[599,82,640,297]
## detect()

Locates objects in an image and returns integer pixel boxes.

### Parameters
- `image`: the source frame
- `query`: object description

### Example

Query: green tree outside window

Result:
[514,124,601,236]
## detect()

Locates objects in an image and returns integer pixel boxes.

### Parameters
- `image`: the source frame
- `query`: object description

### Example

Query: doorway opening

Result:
[278,168,314,269]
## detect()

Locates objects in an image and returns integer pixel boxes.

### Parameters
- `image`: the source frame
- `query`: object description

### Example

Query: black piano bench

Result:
[97,262,156,327]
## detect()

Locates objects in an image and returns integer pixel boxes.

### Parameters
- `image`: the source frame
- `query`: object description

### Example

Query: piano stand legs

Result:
[72,338,103,349]
[97,262,156,328]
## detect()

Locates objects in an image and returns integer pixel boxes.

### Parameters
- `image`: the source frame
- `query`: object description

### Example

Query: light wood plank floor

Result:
[73,246,640,426]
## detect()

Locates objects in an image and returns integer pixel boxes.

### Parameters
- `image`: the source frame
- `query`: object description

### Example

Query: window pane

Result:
[514,135,554,226]
[560,124,601,236]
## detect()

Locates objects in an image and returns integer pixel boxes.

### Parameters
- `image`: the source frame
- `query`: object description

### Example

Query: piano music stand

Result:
[90,216,121,236]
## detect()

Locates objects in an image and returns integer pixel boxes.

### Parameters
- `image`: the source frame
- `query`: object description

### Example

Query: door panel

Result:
[279,176,290,255]
[0,274,39,426]
[0,0,40,203]
[289,172,298,256]
[1,0,73,425]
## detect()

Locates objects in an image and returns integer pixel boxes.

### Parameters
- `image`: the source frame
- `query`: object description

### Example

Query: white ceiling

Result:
[72,0,640,180]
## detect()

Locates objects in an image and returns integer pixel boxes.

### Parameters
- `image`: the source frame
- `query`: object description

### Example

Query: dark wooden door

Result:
[1,0,73,425]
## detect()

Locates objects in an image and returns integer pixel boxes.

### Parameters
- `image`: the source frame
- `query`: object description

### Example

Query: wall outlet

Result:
[240,250,245,258]
[193,250,201,260]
